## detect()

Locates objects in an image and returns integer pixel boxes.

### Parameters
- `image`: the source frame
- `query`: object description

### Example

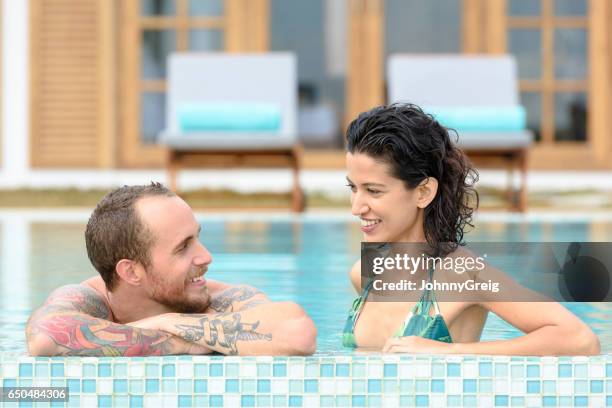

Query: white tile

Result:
[288,363,304,378]
[383,396,400,407]
[336,379,350,394]
[494,379,509,393]
[525,396,540,407]
[463,362,478,377]
[589,396,605,408]
[208,379,224,393]
[3,363,17,377]
[33,379,50,387]
[81,396,97,407]
[162,395,177,408]
[478,396,493,407]
[368,363,383,377]
[98,379,113,394]
[430,395,445,407]
[177,363,192,378]
[414,362,431,378]
[557,379,572,395]
[225,396,240,407]
[447,379,461,394]
[590,363,605,378]
[271,379,288,394]
[319,379,335,394]
[64,363,81,377]
[510,380,525,394]
[129,363,144,378]
[398,364,414,377]
[240,363,257,377]
[541,364,557,379]
[303,396,318,407]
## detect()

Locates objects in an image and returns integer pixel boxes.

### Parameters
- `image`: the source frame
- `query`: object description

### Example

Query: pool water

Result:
[0,213,610,355]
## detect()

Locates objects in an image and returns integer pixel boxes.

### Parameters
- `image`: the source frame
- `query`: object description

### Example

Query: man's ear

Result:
[115,259,143,286]
[416,177,439,209]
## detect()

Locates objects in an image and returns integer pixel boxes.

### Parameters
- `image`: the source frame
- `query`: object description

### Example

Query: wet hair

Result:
[346,103,479,256]
[85,182,176,291]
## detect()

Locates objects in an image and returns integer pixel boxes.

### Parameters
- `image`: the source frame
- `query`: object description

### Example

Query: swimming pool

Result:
[0,211,610,408]
[0,211,610,354]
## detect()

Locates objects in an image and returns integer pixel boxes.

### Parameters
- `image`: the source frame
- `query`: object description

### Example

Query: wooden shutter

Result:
[30,0,114,168]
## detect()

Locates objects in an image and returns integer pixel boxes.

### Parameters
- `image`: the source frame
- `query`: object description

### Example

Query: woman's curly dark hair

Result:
[346,103,479,256]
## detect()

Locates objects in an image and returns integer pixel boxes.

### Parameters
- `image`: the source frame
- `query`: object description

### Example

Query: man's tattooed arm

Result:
[209,285,271,313]
[26,285,208,357]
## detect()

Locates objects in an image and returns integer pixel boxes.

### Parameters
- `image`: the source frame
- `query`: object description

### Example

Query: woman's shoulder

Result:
[349,259,361,293]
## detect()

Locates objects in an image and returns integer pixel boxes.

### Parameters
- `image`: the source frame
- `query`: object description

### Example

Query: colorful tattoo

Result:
[175,312,272,355]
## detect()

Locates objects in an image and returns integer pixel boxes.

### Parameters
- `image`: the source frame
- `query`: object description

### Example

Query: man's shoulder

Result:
[40,281,111,319]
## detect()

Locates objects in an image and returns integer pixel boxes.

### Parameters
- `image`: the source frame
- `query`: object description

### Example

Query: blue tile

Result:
[50,363,64,377]
[431,379,444,393]
[194,363,207,377]
[353,379,366,393]
[162,379,176,393]
[558,364,572,377]
[606,364,612,377]
[463,395,477,407]
[194,379,207,393]
[225,379,239,393]
[209,395,224,407]
[384,363,398,377]
[415,379,428,393]
[242,379,256,394]
[368,379,381,393]
[320,364,333,377]
[113,379,128,393]
[178,379,191,394]
[257,364,271,377]
[98,395,112,408]
[368,396,382,406]
[241,395,255,407]
[162,364,175,377]
[384,379,398,393]
[495,395,509,407]
[447,395,461,407]
[574,364,587,378]
[574,380,588,393]
[35,363,49,377]
[19,402,33,408]
[510,397,524,407]
[209,363,223,376]
[447,363,460,377]
[273,363,287,377]
[351,395,366,407]
[574,396,588,407]
[178,396,192,408]
[479,379,493,393]
[542,396,556,407]
[129,380,143,394]
[114,396,129,408]
[526,365,539,377]
[50,379,65,387]
[288,396,303,407]
[145,379,159,393]
[479,362,492,377]
[19,364,33,377]
[3,379,16,387]
[257,379,270,393]
[274,396,288,406]
[336,363,350,376]
[67,379,80,393]
[98,364,111,377]
[607,396,612,407]
[415,395,429,407]
[399,396,413,407]
[527,381,540,393]
[432,363,445,377]
[129,396,143,408]
[304,379,318,393]
[542,380,556,394]
[82,379,96,393]
[590,380,603,393]
[495,364,508,376]
[463,379,477,393]
[145,364,158,377]
[257,396,271,407]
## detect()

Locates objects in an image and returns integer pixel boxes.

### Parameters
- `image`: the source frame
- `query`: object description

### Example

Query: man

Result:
[26,183,317,356]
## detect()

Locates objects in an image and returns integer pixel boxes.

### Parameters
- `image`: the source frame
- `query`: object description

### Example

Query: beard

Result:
[146,268,211,313]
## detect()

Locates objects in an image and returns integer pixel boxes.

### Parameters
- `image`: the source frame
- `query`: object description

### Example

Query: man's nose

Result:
[194,241,212,266]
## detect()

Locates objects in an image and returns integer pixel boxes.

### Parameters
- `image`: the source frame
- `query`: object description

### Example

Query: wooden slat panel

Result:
[30,0,108,168]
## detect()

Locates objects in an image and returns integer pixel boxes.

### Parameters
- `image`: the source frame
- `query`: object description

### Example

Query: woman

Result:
[342,103,600,355]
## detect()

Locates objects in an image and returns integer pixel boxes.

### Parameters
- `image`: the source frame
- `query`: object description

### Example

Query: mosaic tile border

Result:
[0,355,611,407]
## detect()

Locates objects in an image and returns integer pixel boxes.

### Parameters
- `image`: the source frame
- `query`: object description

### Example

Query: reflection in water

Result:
[0,214,610,354]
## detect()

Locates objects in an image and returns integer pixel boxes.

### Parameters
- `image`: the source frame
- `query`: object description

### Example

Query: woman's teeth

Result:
[361,219,381,227]
[190,276,204,283]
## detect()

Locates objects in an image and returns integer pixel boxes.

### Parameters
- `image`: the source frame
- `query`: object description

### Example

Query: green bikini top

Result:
[342,266,453,348]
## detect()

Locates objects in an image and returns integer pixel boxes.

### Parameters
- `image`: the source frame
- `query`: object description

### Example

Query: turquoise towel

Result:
[178,103,281,132]
[424,106,527,132]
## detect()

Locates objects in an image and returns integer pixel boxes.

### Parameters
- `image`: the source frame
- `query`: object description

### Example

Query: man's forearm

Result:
[27,311,204,357]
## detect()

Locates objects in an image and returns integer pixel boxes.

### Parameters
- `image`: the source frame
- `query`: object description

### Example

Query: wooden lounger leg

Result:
[167,150,179,192]
[506,155,515,211]
[518,149,528,212]
[290,146,305,213]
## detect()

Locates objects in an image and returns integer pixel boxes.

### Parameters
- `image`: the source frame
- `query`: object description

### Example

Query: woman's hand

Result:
[382,335,453,354]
